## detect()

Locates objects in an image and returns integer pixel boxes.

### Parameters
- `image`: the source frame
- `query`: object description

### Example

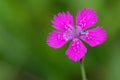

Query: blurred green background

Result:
[0,0,120,80]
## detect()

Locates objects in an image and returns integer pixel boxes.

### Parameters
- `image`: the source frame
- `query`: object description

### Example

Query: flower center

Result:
[64,25,86,41]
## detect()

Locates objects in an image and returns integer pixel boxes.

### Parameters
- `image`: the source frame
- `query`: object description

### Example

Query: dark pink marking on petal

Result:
[82,26,107,47]
[47,30,67,48]
[52,12,74,31]
[76,7,97,30]
[66,38,87,62]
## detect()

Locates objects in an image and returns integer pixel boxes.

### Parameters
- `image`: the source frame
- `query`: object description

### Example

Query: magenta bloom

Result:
[47,7,107,62]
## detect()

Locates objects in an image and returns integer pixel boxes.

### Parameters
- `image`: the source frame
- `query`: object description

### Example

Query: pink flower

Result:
[47,7,107,62]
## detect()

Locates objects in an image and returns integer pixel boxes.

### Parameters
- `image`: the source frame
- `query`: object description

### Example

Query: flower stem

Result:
[80,59,87,80]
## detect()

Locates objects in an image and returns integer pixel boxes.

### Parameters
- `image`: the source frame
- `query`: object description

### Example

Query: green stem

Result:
[80,59,87,80]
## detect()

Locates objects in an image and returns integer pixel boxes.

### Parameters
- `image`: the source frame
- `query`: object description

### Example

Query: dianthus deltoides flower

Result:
[47,7,107,62]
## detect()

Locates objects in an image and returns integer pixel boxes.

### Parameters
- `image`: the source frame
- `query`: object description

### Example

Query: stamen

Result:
[63,25,75,41]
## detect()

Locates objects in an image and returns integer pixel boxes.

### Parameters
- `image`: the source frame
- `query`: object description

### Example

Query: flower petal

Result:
[66,38,87,62]
[76,7,97,30]
[47,30,67,48]
[82,26,107,47]
[52,12,74,31]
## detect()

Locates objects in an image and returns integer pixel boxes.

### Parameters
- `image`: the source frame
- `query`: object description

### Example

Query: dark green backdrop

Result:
[0,0,120,80]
